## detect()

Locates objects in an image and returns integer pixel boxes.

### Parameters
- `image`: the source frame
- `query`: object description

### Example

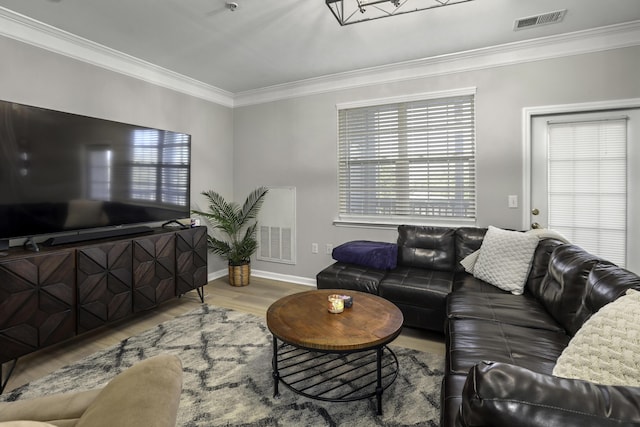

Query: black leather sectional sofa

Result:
[316,225,640,426]
[318,225,483,333]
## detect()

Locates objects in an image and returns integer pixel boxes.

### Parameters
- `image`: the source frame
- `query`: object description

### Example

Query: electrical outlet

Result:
[508,195,518,208]
[326,243,333,255]
[311,243,318,254]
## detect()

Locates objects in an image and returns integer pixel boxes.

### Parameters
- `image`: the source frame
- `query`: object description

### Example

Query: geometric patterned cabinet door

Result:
[175,226,208,297]
[76,241,133,333]
[0,250,76,364]
[132,233,176,312]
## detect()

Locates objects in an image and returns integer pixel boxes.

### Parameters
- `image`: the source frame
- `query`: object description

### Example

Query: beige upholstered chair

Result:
[0,354,183,427]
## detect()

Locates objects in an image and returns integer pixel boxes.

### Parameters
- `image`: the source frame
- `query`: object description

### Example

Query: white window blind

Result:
[547,118,627,267]
[338,94,475,223]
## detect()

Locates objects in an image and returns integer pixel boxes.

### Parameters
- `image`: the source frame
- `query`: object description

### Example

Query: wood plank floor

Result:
[3,277,445,393]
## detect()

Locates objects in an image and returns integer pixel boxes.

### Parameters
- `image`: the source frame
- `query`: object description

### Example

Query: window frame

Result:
[334,87,477,229]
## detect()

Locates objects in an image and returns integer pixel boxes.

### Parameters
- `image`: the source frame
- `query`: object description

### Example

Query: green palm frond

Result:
[206,235,232,258]
[192,187,269,265]
[192,190,240,236]
[239,187,269,224]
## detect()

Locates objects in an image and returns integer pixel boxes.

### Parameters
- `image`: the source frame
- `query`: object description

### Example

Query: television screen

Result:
[0,99,191,241]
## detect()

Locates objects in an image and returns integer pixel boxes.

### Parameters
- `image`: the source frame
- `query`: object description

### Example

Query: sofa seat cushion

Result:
[378,266,453,307]
[389,299,447,332]
[446,291,565,333]
[316,262,386,294]
[446,318,570,376]
[378,266,453,332]
[452,273,506,294]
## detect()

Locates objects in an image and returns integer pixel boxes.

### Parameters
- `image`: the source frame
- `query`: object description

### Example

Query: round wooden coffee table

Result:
[266,289,403,415]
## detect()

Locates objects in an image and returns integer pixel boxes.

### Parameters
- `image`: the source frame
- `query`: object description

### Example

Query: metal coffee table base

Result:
[271,337,399,415]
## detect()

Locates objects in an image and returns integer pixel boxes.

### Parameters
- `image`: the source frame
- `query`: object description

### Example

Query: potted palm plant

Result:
[192,187,268,286]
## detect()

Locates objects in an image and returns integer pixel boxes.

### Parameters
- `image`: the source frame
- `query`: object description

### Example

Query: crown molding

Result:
[1,6,638,109]
[0,7,235,108]
[234,20,640,107]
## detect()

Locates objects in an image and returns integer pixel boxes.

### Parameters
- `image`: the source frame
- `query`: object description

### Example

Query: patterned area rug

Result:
[1,305,444,426]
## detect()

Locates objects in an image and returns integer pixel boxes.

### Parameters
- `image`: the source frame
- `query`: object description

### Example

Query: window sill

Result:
[333,216,477,230]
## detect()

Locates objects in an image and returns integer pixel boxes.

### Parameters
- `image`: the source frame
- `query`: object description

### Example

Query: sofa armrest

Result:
[457,361,640,427]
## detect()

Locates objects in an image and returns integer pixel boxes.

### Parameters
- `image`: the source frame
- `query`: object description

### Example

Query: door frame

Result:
[521,97,640,230]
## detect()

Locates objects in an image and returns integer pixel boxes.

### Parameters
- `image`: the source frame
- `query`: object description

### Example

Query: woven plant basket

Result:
[228,263,250,287]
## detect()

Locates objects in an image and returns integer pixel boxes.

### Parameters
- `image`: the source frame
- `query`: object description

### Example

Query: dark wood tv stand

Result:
[0,226,208,392]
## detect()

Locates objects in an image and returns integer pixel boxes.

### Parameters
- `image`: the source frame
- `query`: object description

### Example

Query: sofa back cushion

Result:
[534,244,610,336]
[525,238,565,295]
[574,263,640,328]
[454,227,487,272]
[397,225,456,271]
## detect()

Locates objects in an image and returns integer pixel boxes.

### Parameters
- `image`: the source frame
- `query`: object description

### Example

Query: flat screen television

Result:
[0,99,191,245]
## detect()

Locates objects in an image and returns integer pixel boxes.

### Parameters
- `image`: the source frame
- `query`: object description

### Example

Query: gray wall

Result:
[0,35,235,273]
[3,32,639,282]
[234,46,640,282]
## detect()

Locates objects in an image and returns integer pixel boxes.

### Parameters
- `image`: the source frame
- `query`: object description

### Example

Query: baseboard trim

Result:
[208,268,315,287]
[207,269,227,282]
[252,269,316,287]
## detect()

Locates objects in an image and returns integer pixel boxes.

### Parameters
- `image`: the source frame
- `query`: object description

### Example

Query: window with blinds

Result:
[131,129,190,206]
[337,92,476,224]
[547,118,627,267]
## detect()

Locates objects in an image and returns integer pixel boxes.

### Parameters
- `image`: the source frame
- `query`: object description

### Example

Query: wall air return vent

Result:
[514,9,567,31]
[257,186,296,265]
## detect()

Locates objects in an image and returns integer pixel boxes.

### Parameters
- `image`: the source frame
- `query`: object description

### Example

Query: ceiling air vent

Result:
[514,9,567,31]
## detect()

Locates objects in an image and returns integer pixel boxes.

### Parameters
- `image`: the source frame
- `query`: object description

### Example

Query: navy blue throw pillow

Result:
[332,240,398,270]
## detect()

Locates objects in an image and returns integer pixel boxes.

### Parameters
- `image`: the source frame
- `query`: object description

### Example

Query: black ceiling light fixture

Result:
[326,0,474,26]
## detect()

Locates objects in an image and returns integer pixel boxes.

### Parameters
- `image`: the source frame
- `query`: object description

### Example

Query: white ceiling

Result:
[0,0,639,94]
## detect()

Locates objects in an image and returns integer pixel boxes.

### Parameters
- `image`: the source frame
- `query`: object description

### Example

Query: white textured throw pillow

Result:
[460,228,567,275]
[460,249,480,274]
[553,289,640,386]
[472,226,539,295]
